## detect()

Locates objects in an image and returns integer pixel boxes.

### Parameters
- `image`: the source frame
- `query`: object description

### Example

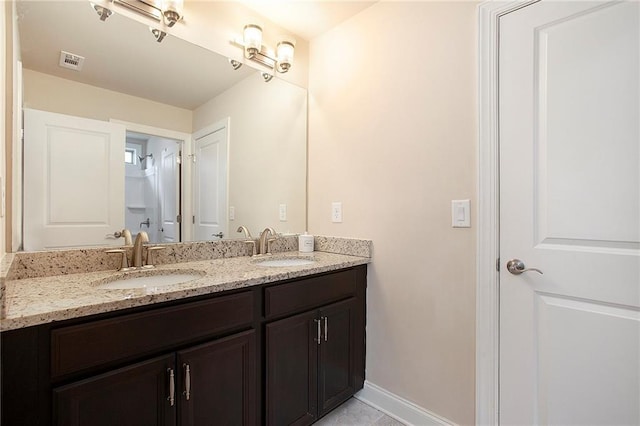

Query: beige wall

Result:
[23,69,192,133]
[308,2,477,424]
[193,74,307,237]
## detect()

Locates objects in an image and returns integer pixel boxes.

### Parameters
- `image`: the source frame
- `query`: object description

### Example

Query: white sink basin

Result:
[255,258,316,267]
[95,270,205,290]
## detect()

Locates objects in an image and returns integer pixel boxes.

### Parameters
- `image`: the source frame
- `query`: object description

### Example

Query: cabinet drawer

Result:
[51,291,254,379]
[264,269,356,319]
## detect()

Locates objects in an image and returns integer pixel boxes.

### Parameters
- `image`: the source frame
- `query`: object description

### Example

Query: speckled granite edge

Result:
[0,253,16,318]
[6,237,302,281]
[4,235,371,281]
[1,251,370,331]
[314,236,372,258]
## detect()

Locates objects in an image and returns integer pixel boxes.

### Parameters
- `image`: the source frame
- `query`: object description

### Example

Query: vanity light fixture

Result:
[231,24,296,79]
[276,40,294,73]
[90,2,113,21]
[160,0,183,27]
[243,24,263,58]
[103,0,184,28]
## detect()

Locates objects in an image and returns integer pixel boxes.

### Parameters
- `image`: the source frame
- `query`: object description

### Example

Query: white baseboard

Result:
[355,381,456,426]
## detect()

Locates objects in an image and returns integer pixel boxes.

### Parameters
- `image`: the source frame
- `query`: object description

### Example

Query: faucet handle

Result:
[266,237,277,255]
[144,246,166,268]
[244,240,257,257]
[106,249,131,271]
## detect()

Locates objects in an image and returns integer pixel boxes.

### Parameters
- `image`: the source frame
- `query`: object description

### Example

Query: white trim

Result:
[355,381,455,426]
[476,1,539,425]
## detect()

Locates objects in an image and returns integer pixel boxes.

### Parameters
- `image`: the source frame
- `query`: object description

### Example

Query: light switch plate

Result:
[229,206,235,221]
[331,202,343,223]
[279,204,287,221]
[452,199,470,228]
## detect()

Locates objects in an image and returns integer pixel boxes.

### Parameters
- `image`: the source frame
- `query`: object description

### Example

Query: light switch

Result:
[452,200,470,228]
[279,204,287,221]
[229,206,235,221]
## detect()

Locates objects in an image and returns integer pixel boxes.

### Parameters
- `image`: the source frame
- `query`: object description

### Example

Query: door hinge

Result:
[187,154,196,163]
[176,214,182,223]
[496,258,500,272]
[192,215,195,224]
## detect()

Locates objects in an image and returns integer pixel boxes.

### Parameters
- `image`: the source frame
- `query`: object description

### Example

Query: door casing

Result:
[476,1,541,424]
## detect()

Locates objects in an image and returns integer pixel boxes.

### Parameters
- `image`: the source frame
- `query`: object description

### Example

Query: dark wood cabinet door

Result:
[318,298,358,416]
[266,310,319,426]
[53,354,176,426]
[177,330,257,426]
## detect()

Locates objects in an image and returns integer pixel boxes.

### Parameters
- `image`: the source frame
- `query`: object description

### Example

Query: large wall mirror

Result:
[16,0,307,251]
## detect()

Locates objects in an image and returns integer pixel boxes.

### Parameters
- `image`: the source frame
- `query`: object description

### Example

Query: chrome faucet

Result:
[258,227,277,256]
[132,231,149,268]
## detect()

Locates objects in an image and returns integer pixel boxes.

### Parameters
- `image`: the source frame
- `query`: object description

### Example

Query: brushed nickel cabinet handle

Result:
[324,316,328,342]
[183,363,191,400]
[314,319,321,344]
[167,368,175,406]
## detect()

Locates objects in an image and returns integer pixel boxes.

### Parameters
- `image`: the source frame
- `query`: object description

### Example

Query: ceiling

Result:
[238,1,377,41]
[16,1,376,110]
[17,1,254,110]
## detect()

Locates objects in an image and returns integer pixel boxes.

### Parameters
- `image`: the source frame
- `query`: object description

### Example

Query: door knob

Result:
[212,232,224,238]
[506,259,543,275]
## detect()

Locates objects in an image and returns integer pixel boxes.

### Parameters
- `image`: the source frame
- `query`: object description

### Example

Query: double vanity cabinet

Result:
[1,264,367,426]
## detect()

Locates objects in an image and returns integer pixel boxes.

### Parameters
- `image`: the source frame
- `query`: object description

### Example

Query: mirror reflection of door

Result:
[125,131,182,244]
[193,120,228,242]
[23,109,125,250]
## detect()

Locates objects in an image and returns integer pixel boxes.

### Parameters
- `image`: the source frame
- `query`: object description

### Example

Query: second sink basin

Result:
[94,269,205,290]
[255,258,316,267]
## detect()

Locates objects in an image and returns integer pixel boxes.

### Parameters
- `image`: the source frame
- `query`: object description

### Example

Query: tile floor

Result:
[315,398,405,426]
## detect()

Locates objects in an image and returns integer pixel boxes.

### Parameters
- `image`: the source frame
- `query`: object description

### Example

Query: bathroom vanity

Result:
[1,247,368,426]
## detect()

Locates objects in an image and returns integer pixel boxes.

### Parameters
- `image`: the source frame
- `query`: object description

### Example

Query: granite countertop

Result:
[1,251,370,332]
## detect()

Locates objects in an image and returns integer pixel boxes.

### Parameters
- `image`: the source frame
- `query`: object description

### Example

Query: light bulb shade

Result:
[276,40,295,73]
[243,24,263,57]
[162,0,183,26]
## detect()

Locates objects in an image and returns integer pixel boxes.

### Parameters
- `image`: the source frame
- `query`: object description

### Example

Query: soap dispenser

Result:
[298,232,314,253]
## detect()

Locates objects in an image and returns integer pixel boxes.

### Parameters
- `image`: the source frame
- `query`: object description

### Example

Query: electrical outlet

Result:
[279,204,287,221]
[331,202,343,223]
[229,206,235,221]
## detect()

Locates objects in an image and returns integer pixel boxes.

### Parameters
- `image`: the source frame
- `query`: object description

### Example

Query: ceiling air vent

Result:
[59,51,85,71]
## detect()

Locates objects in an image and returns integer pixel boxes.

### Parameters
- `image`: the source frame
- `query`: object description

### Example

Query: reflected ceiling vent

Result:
[59,51,85,71]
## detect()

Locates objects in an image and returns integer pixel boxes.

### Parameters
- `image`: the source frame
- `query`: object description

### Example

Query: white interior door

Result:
[193,122,228,241]
[499,2,640,424]
[24,109,125,250]
[159,145,180,243]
